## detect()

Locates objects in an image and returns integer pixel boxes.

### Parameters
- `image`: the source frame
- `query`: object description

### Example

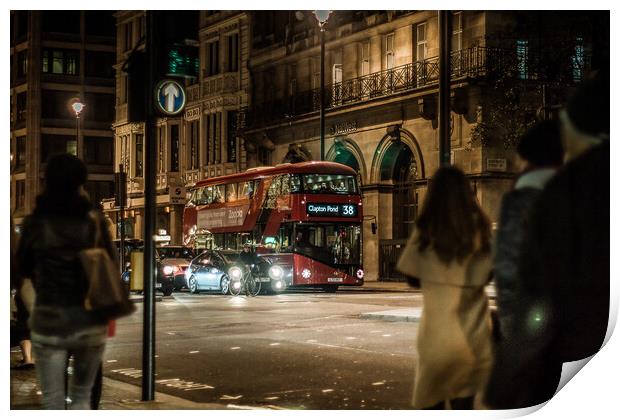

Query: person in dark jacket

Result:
[484,120,564,409]
[486,71,610,409]
[16,154,117,410]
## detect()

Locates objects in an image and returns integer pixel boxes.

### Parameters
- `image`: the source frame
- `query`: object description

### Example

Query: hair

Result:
[517,120,564,167]
[33,153,92,217]
[415,166,491,264]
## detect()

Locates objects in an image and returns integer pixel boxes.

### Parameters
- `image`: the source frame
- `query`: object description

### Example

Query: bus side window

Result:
[290,175,301,192]
[214,185,225,203]
[204,186,214,204]
[226,183,237,202]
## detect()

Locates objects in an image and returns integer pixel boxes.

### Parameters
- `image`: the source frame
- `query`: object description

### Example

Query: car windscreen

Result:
[157,247,194,260]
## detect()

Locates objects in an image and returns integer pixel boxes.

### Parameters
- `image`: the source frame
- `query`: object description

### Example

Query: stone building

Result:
[105,11,250,245]
[243,10,605,282]
[10,11,116,227]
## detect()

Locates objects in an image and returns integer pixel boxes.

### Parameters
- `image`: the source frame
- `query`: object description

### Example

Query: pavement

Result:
[9,280,492,410]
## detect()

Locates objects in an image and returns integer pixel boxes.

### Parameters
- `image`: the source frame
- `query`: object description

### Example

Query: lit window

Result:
[516,39,529,80]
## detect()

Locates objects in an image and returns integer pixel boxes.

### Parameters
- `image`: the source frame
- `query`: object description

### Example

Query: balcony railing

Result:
[246,46,591,128]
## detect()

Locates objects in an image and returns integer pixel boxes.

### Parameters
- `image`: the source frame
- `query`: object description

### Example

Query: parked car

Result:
[157,246,195,292]
[184,249,287,295]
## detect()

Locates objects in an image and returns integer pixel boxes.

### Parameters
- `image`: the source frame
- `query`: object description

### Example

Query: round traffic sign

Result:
[155,79,186,116]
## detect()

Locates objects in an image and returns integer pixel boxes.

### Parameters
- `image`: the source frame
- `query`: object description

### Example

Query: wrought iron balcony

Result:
[246,46,590,128]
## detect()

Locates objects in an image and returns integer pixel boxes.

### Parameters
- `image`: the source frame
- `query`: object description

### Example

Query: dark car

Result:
[184,249,287,295]
[157,246,195,292]
[120,244,193,296]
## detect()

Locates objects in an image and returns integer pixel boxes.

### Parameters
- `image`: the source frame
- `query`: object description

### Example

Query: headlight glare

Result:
[162,265,174,276]
[229,266,243,280]
[269,265,284,280]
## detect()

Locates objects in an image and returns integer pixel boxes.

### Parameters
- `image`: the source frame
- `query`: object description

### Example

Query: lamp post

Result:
[313,10,332,161]
[71,100,85,145]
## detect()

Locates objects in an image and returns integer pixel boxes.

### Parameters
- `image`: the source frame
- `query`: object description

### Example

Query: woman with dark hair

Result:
[16,154,116,410]
[397,166,493,410]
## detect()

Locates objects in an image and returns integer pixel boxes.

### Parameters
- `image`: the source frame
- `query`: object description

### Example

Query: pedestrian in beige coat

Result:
[397,166,494,410]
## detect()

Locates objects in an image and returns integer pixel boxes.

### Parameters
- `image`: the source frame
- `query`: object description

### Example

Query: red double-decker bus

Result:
[183,161,364,293]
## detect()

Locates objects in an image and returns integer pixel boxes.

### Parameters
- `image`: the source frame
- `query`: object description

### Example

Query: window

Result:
[333,50,343,83]
[227,33,239,72]
[302,174,358,194]
[206,40,219,76]
[187,120,199,170]
[237,181,255,199]
[16,92,27,122]
[227,111,237,163]
[17,50,28,78]
[85,51,115,78]
[416,23,427,61]
[360,40,370,76]
[213,184,225,203]
[124,22,133,52]
[15,180,26,211]
[288,64,297,96]
[516,39,529,80]
[83,93,115,122]
[311,57,320,90]
[41,135,77,163]
[42,49,79,75]
[85,181,114,207]
[294,223,361,266]
[225,183,237,202]
[15,136,26,170]
[135,134,144,177]
[170,125,180,172]
[206,112,221,164]
[573,37,585,82]
[119,135,129,169]
[158,126,165,173]
[451,12,463,51]
[385,33,395,69]
[84,136,113,165]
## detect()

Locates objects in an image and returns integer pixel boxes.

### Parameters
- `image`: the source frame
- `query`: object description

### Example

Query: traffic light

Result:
[126,51,146,122]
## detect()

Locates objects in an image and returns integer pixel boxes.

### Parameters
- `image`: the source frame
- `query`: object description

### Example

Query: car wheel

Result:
[188,276,199,294]
[162,285,174,296]
[322,285,339,293]
[220,276,230,295]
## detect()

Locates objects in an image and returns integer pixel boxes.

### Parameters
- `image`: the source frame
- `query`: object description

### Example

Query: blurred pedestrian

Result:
[397,166,493,410]
[10,217,35,369]
[487,70,610,409]
[484,120,564,408]
[16,154,117,410]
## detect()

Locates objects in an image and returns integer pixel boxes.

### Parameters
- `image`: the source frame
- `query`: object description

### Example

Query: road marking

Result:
[322,389,334,393]
[269,343,281,346]
[156,378,214,391]
[230,347,241,350]
[372,381,386,386]
[220,395,243,400]
[189,350,200,354]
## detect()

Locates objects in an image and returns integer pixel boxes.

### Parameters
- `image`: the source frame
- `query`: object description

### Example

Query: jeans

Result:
[31,326,106,410]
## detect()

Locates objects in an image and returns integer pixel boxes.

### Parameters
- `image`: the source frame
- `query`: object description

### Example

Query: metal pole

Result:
[438,10,452,167]
[142,10,157,402]
[76,115,79,143]
[319,27,325,161]
[118,164,126,274]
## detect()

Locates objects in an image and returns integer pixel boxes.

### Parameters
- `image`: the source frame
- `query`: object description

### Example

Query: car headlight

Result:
[162,265,174,276]
[269,265,284,280]
[229,266,243,280]
[301,269,312,279]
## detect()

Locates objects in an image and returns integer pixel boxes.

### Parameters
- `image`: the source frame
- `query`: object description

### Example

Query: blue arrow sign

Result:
[155,80,186,116]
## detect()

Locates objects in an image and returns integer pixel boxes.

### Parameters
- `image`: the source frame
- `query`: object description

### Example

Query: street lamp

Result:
[71,100,85,145]
[313,10,332,161]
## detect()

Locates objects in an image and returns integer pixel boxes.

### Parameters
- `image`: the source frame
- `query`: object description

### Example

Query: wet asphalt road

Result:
[103,290,423,409]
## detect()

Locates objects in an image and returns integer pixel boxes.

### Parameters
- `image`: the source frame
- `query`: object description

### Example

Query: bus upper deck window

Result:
[290,175,301,192]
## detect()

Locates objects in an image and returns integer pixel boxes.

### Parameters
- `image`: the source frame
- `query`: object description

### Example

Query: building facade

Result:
[103,10,605,282]
[10,11,117,227]
[105,11,251,245]
[244,10,604,282]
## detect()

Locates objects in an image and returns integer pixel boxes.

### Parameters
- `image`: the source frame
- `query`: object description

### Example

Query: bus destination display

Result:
[306,203,358,217]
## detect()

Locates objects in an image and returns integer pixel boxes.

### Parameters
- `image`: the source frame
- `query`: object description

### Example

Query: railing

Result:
[246,46,591,128]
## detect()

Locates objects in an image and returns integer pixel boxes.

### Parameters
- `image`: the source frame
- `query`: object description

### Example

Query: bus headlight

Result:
[229,266,243,280]
[269,265,283,280]
[273,280,284,290]
[162,265,174,276]
[301,269,312,279]
[356,269,364,279]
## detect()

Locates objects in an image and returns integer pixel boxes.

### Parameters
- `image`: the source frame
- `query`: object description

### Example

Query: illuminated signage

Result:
[306,203,358,217]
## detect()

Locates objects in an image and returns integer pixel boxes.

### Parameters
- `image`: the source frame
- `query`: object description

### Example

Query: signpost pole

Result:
[142,10,157,402]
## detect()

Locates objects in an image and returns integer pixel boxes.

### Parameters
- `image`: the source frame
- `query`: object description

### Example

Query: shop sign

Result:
[486,158,507,172]
[329,120,357,135]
